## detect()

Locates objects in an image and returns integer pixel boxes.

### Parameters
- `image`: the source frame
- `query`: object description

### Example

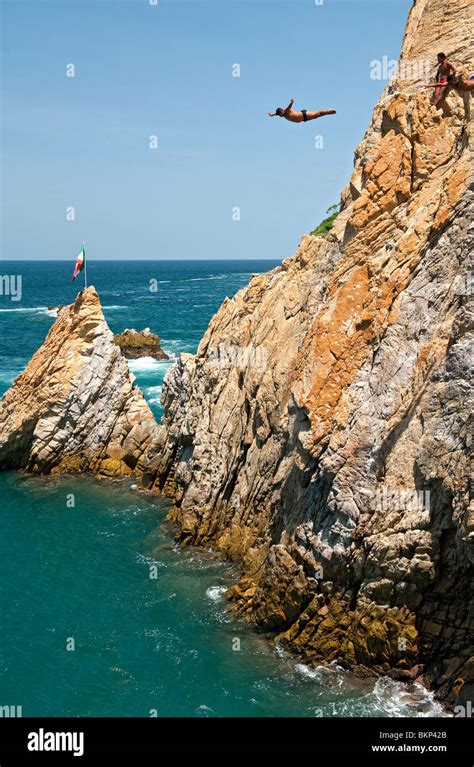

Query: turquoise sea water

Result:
[0,260,277,416]
[0,261,446,717]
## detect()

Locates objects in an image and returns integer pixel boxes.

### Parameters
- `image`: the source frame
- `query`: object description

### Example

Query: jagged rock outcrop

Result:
[144,0,473,703]
[114,328,169,360]
[0,287,158,477]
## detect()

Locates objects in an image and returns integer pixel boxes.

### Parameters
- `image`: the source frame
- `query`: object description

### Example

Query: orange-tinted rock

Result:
[0,288,159,477]
[145,0,473,704]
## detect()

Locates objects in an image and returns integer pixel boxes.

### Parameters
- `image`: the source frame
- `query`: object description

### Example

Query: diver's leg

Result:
[306,110,337,120]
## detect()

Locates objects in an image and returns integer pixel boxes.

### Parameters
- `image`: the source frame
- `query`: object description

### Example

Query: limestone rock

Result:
[144,0,474,703]
[0,287,159,477]
[114,327,169,360]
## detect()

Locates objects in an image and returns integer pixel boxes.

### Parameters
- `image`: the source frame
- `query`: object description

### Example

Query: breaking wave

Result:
[0,306,50,313]
[127,357,166,373]
[206,585,227,602]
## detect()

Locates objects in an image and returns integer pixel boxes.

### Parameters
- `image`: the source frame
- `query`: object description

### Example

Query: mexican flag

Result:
[72,246,86,282]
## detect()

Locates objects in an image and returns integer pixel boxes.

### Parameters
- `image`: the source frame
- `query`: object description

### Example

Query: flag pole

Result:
[83,242,88,289]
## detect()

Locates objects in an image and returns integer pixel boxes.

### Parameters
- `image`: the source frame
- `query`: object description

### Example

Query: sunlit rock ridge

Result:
[0,288,158,477]
[145,0,474,704]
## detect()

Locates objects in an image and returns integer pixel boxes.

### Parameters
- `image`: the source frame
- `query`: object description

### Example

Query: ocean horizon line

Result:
[0,258,282,264]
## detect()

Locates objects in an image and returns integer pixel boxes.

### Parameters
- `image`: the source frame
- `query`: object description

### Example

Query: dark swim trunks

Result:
[301,109,308,121]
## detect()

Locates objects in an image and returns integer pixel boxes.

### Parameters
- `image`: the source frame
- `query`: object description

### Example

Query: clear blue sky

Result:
[1,0,412,261]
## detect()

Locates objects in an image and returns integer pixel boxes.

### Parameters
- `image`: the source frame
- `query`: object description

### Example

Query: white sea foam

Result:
[274,642,289,660]
[370,677,448,717]
[206,585,227,602]
[183,272,261,283]
[293,663,448,717]
[295,662,346,689]
[185,275,227,282]
[144,385,163,395]
[127,357,167,373]
[295,663,324,682]
[195,704,215,716]
[144,384,163,405]
[0,306,49,313]
[0,304,125,315]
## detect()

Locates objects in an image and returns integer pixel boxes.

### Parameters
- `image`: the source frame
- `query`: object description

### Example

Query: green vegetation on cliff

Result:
[311,204,339,237]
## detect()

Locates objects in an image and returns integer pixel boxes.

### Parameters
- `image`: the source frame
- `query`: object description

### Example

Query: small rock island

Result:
[114,328,169,360]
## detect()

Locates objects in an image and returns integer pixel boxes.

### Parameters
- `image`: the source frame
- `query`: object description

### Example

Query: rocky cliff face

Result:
[114,327,169,360]
[0,287,158,477]
[145,0,473,703]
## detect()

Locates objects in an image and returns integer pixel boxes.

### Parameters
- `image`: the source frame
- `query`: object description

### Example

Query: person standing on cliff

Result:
[268,98,336,122]
[431,53,456,107]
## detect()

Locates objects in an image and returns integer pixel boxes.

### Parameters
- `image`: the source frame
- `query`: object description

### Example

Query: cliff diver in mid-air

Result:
[268,98,336,122]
